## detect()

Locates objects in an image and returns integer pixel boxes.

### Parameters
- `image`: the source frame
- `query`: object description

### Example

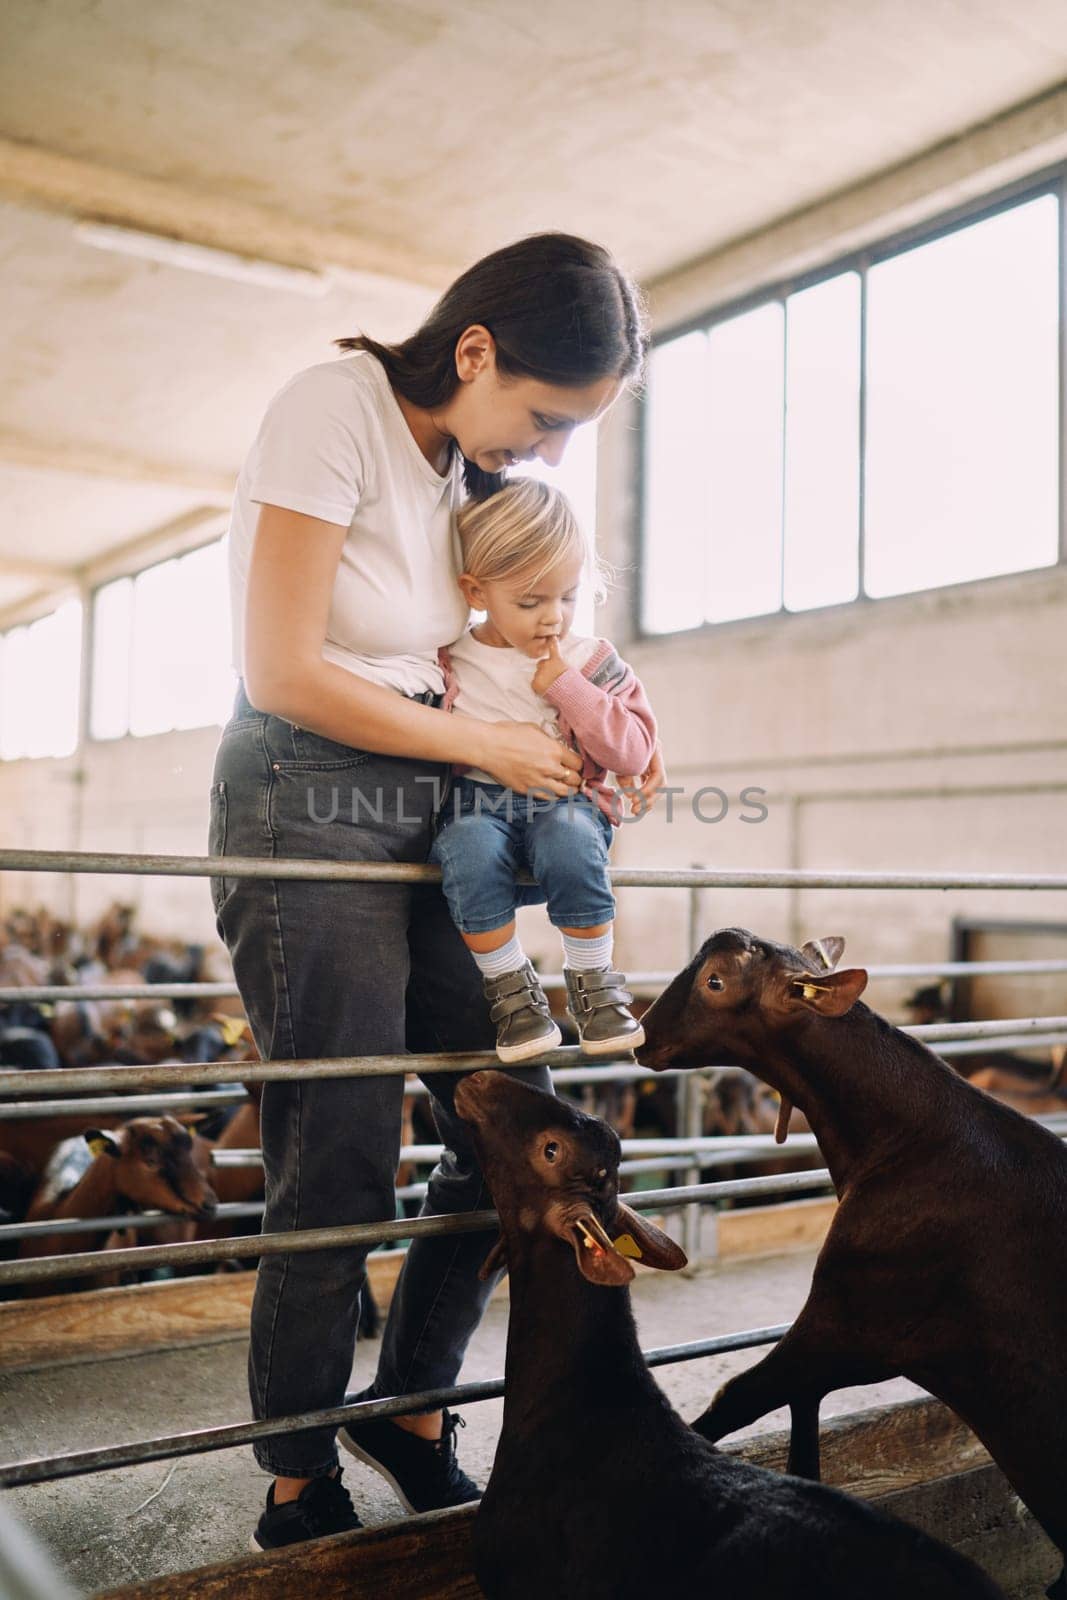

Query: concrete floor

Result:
[0,1245,938,1597]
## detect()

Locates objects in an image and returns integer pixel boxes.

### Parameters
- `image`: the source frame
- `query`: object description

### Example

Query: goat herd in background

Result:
[2,908,1066,1597]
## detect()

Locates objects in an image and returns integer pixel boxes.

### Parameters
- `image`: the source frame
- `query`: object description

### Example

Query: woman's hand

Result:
[473,721,583,797]
[615,742,668,818]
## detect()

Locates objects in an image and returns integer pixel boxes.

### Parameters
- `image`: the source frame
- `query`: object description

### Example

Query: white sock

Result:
[561,929,614,972]
[472,935,526,980]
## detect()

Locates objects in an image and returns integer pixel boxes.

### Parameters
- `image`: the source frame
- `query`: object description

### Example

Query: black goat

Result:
[453,1070,1003,1600]
[637,927,1067,1600]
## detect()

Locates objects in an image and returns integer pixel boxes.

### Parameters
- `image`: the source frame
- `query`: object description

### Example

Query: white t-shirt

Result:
[227,352,470,696]
[448,627,600,783]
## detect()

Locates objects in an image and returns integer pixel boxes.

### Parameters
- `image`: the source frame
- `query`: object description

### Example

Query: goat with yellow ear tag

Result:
[452,1069,1002,1600]
[640,924,1067,1600]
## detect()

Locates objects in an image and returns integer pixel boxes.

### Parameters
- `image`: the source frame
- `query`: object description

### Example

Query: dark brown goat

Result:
[966,1061,1067,1120]
[20,1116,218,1290]
[637,928,1067,1600]
[453,1070,1003,1600]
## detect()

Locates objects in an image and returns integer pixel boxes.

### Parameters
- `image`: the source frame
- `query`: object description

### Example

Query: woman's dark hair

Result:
[336,233,648,500]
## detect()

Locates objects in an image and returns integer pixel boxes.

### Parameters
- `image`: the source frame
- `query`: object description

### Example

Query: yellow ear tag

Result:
[219,1017,249,1048]
[613,1234,643,1261]
[86,1136,110,1158]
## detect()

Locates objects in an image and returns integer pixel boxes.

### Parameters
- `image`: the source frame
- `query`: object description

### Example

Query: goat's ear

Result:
[612,1203,687,1271]
[477,1232,509,1283]
[791,967,868,1017]
[551,1208,635,1286]
[571,1226,635,1287]
[799,936,845,972]
[84,1129,121,1159]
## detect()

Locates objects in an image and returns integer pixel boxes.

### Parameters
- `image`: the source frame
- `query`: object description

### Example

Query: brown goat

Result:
[0,1112,116,1176]
[637,928,1067,1600]
[965,1059,1067,1120]
[193,1099,264,1246]
[20,1116,218,1290]
[453,1070,1002,1600]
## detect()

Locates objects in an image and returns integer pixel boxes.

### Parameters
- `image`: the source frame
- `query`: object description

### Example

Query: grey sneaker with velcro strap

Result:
[483,960,562,1063]
[564,966,646,1057]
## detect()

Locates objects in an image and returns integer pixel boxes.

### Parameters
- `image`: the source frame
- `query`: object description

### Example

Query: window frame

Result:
[87,532,230,744]
[635,162,1067,641]
[0,597,84,762]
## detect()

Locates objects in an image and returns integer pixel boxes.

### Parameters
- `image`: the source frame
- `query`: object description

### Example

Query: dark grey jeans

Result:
[208,680,551,1477]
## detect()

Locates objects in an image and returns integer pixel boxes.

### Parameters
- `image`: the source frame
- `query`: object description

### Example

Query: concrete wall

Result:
[3,102,1067,1015]
[595,101,1067,1016]
[0,722,223,943]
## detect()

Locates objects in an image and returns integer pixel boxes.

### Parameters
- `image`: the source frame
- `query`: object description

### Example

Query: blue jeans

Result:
[430,777,616,934]
[208,682,552,1477]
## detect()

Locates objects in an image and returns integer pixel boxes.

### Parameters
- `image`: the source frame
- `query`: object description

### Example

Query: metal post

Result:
[680,866,707,1258]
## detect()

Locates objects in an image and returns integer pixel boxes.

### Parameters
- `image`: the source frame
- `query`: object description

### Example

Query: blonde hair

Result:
[455,478,610,600]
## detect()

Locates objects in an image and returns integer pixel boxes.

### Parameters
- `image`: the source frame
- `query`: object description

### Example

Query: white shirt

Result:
[227,352,470,695]
[448,628,600,783]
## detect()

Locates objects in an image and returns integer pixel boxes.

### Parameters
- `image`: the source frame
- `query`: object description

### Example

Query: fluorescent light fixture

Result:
[74,221,331,297]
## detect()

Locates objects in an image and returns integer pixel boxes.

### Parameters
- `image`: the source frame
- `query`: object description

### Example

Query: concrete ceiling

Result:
[1,0,1066,621]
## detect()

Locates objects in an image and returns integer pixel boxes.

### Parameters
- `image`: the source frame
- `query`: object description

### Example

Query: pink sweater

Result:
[437,638,658,827]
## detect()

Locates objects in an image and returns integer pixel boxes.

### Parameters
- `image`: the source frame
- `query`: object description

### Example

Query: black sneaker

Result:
[250,1467,363,1551]
[339,1409,480,1513]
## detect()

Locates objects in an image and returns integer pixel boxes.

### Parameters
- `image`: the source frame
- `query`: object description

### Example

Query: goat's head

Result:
[637,929,868,1071]
[95,989,179,1065]
[702,1067,779,1138]
[51,998,111,1068]
[124,1000,180,1063]
[83,1115,218,1219]
[635,929,868,1139]
[454,1071,686,1287]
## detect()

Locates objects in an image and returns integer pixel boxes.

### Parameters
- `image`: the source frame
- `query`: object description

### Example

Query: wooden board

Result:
[1,1196,839,1373]
[0,1198,837,1373]
[0,1250,409,1371]
[717,1194,837,1258]
[723,1391,991,1497]
[94,1397,1009,1600]
[96,1504,482,1600]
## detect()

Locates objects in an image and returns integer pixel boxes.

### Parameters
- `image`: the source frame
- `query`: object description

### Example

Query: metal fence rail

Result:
[6,957,1067,1005]
[10,1113,1067,1245]
[3,844,1066,1506]
[5,1024,1066,1122]
[2,1015,1065,1105]
[4,846,1067,890]
[0,1139,840,1242]
[0,1321,795,1490]
[0,1171,833,1286]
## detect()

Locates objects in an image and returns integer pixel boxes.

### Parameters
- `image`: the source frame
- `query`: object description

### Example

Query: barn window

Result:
[90,538,232,741]
[640,182,1062,634]
[0,600,82,761]
[864,195,1059,599]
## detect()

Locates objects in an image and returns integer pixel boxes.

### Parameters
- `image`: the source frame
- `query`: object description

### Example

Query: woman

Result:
[208,233,660,1551]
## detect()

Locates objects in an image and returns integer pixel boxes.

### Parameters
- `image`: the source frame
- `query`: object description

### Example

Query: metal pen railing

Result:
[4,847,1067,890]
[0,1318,796,1490]
[5,957,1067,1006]
[2,847,1066,1500]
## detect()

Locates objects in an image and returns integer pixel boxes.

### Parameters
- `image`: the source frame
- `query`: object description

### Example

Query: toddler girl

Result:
[431,478,658,1062]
